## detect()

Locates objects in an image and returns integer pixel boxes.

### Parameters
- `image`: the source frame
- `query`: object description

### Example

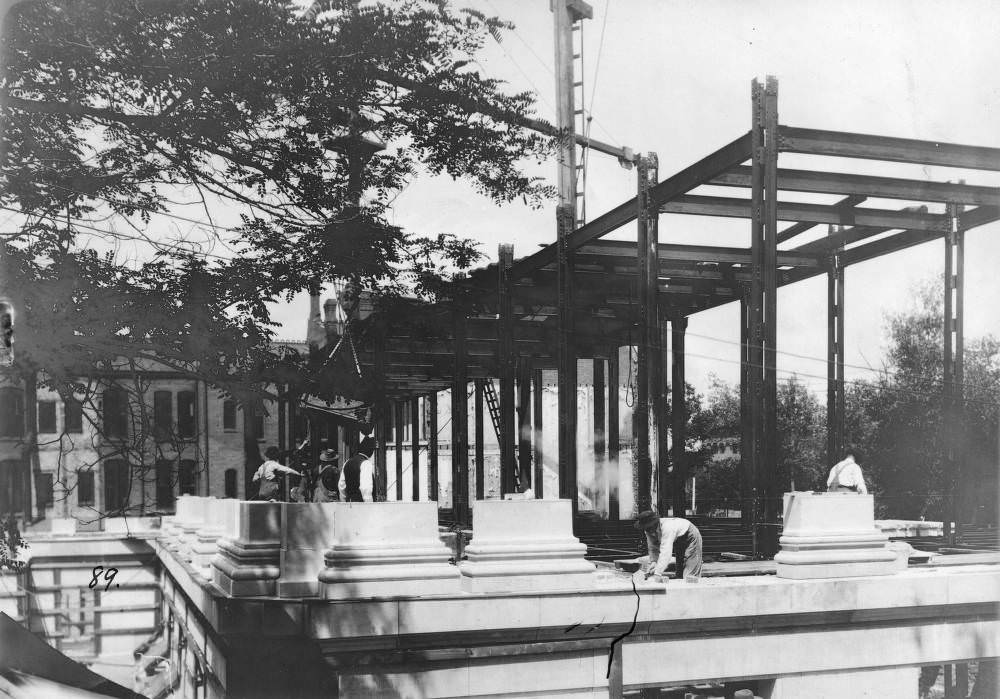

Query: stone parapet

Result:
[775,492,896,579]
[319,502,460,599]
[277,502,337,598]
[177,496,211,562]
[460,499,595,593]
[191,498,233,578]
[212,501,282,596]
[876,519,944,538]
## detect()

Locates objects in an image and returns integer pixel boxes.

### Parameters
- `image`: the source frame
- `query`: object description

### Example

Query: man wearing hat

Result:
[314,449,340,503]
[634,510,703,582]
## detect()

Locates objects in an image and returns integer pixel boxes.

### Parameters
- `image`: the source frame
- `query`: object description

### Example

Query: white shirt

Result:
[252,459,299,483]
[827,457,868,494]
[645,518,693,576]
[338,456,374,502]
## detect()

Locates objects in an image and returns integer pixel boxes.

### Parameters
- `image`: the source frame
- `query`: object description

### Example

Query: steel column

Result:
[944,201,965,544]
[498,243,517,496]
[373,325,388,500]
[762,77,780,521]
[671,317,688,517]
[517,360,532,489]
[739,286,753,528]
[593,358,606,513]
[474,379,485,500]
[655,312,670,514]
[394,401,404,502]
[428,392,438,502]
[827,230,846,468]
[607,347,620,520]
[557,203,579,513]
[533,369,545,499]
[635,153,659,513]
[411,397,420,501]
[749,79,766,554]
[452,313,470,523]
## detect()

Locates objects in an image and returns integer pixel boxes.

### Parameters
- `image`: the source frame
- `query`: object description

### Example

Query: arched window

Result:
[224,469,238,499]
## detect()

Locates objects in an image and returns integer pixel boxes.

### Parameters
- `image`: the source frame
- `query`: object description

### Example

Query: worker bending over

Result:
[635,510,703,583]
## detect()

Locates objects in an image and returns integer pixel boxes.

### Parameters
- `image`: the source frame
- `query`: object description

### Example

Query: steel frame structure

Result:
[346,78,999,550]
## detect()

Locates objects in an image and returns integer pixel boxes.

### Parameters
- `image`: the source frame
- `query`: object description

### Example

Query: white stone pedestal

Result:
[319,502,459,599]
[178,496,210,561]
[212,501,282,596]
[162,495,196,550]
[460,499,595,593]
[277,503,337,598]
[191,499,232,578]
[775,492,896,579]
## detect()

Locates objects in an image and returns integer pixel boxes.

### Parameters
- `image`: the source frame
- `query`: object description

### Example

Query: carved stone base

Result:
[191,499,233,578]
[212,501,282,597]
[460,499,595,593]
[319,502,459,599]
[775,492,897,579]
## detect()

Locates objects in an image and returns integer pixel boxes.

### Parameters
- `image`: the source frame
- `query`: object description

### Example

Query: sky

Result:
[270,0,1000,398]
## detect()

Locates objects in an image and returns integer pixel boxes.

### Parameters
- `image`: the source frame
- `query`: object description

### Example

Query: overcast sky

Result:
[269,0,1000,396]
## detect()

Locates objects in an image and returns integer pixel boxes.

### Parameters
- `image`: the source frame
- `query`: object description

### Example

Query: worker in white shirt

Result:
[339,437,376,502]
[827,447,868,495]
[252,446,303,500]
[634,510,703,582]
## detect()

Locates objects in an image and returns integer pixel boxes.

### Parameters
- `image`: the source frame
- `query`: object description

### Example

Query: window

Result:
[224,469,237,498]
[36,472,54,510]
[178,459,197,496]
[156,459,175,510]
[0,459,24,514]
[102,387,128,438]
[153,391,172,441]
[37,400,57,433]
[177,391,196,440]
[77,470,94,506]
[0,387,24,438]
[103,459,130,513]
[64,398,83,433]
[222,400,237,431]
[254,412,264,440]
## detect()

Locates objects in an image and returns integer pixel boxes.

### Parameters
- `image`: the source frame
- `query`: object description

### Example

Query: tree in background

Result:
[847,280,1000,521]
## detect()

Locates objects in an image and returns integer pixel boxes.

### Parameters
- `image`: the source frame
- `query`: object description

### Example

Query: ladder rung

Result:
[575,191,585,197]
[573,53,581,59]
[572,24,581,31]
[573,81,583,87]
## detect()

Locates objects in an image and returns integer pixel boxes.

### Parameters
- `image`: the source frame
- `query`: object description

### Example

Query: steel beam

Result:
[840,228,942,266]
[827,230,846,470]
[762,77,780,529]
[712,165,1000,206]
[577,240,821,268]
[659,194,947,231]
[508,132,752,279]
[411,397,420,502]
[778,126,1000,171]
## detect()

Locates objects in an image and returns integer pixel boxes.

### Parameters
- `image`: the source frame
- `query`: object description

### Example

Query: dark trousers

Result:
[672,524,704,580]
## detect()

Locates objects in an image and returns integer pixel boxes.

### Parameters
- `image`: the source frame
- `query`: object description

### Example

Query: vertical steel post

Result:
[474,379,485,501]
[827,234,846,469]
[373,324,388,501]
[394,401,404,502]
[655,311,669,514]
[498,244,517,496]
[452,313,470,523]
[557,203,578,513]
[740,286,753,527]
[607,347,620,520]
[635,153,658,513]
[671,317,688,517]
[411,396,420,502]
[762,77,780,523]
[749,80,766,555]
[428,391,438,502]
[944,200,965,544]
[593,358,606,512]
[517,359,532,489]
[532,368,544,499]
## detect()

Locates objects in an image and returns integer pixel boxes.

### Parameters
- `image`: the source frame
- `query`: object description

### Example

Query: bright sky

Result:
[271,0,1000,397]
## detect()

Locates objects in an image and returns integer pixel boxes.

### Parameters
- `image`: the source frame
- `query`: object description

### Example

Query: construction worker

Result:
[634,510,703,582]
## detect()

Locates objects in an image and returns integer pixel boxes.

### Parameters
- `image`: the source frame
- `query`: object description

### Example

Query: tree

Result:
[0,0,556,566]
[846,279,1000,521]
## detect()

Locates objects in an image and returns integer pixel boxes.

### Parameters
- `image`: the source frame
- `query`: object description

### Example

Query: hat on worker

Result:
[634,510,660,530]
[319,449,339,463]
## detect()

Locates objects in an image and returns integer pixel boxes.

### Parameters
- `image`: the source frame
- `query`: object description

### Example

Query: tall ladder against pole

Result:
[571,17,588,227]
[479,379,503,443]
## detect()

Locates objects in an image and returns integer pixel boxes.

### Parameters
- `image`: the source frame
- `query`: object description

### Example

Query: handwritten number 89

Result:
[89,566,119,592]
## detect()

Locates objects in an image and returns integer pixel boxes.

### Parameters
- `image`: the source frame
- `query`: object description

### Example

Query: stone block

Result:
[50,518,76,536]
[277,503,337,598]
[319,502,460,599]
[460,499,595,593]
[178,496,211,562]
[775,492,896,579]
[212,501,282,597]
[104,516,157,535]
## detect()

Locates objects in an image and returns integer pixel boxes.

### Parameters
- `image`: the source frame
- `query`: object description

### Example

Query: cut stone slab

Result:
[319,502,459,599]
[775,492,897,579]
[460,499,595,593]
[277,503,336,598]
[191,499,232,579]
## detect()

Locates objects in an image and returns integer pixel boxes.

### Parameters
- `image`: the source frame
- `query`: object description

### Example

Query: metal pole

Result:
[498,244,517,496]
[671,317,688,517]
[944,200,965,544]
[827,234,845,469]
[635,154,658,513]
[740,286,753,529]
[655,311,669,514]
[557,204,578,514]
[394,401,404,502]
[607,347,620,520]
[532,369,544,499]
